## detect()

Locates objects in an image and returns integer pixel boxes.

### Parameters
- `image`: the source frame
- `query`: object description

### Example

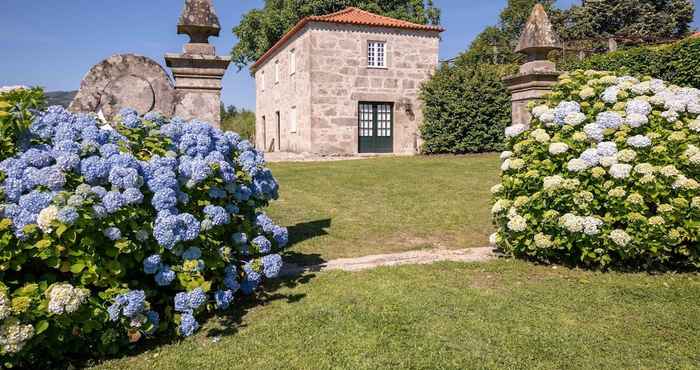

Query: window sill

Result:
[367,66,388,70]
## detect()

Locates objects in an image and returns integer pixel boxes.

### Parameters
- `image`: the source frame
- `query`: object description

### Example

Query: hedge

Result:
[419,64,517,154]
[562,37,700,89]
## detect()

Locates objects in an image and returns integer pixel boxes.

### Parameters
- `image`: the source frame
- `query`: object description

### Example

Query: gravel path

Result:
[280,247,496,276]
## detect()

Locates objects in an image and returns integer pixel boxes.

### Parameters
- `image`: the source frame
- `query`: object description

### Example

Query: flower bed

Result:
[0,104,288,367]
[492,70,699,269]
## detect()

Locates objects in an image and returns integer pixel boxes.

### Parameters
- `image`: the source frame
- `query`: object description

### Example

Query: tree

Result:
[458,0,695,66]
[220,103,239,120]
[231,0,441,69]
[219,103,256,140]
[458,0,557,65]
[558,0,695,42]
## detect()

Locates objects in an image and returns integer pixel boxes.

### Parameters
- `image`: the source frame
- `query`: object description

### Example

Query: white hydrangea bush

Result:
[492,70,699,268]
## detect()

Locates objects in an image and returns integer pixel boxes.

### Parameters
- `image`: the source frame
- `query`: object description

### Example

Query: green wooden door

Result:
[358,102,393,153]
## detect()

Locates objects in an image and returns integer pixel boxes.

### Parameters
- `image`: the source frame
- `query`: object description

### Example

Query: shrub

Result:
[491,70,699,269]
[561,37,700,89]
[0,106,288,367]
[0,87,46,160]
[221,110,255,142]
[419,64,516,154]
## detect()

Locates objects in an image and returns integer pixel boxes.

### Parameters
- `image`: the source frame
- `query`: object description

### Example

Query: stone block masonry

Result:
[254,9,441,156]
[70,0,230,127]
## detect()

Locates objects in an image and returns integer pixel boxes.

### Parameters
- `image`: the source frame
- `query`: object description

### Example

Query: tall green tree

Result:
[557,0,695,41]
[231,0,441,69]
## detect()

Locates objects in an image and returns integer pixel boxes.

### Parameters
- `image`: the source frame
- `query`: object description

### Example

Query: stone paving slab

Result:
[263,151,417,163]
[280,247,496,276]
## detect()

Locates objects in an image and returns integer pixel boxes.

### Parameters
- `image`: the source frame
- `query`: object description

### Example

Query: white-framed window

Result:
[289,106,297,133]
[367,41,386,68]
[261,71,265,91]
[274,60,280,84]
[289,49,296,75]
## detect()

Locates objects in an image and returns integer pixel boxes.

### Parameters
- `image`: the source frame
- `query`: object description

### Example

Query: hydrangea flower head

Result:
[214,290,234,310]
[143,254,162,275]
[262,254,283,278]
[103,227,122,241]
[553,101,581,125]
[155,265,176,286]
[252,235,272,254]
[179,313,199,337]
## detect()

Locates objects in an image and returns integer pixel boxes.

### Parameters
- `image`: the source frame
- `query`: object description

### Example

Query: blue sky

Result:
[1,0,698,110]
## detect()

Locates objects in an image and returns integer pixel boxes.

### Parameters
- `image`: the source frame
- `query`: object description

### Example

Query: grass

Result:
[266,154,500,262]
[96,260,700,370]
[90,155,700,369]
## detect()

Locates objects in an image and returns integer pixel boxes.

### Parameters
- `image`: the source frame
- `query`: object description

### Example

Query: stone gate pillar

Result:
[503,4,562,127]
[165,0,231,127]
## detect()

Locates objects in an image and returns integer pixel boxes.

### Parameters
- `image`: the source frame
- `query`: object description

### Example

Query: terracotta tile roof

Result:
[251,7,444,71]
[691,31,700,38]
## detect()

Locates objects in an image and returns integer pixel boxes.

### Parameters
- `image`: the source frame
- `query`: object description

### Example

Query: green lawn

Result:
[93,155,700,369]
[97,260,700,370]
[267,154,500,262]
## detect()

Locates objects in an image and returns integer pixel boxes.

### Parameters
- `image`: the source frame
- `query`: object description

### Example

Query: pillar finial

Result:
[515,4,561,67]
[177,0,221,44]
[165,0,231,127]
[503,3,562,127]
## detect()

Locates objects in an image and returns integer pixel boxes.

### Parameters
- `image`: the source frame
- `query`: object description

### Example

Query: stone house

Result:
[251,7,443,155]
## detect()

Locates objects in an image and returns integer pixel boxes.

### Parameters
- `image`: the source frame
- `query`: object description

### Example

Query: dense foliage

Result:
[556,0,695,42]
[221,104,255,141]
[0,87,45,160]
[492,70,699,269]
[0,105,288,367]
[562,37,700,90]
[419,64,516,154]
[231,0,441,69]
[460,0,556,65]
[461,0,695,65]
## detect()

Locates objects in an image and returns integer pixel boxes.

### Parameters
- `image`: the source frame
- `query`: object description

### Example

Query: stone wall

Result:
[254,31,313,153]
[308,23,440,155]
[254,23,440,155]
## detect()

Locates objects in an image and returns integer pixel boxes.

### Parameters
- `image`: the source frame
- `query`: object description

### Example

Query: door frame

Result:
[261,115,266,150]
[357,101,394,154]
[275,111,281,151]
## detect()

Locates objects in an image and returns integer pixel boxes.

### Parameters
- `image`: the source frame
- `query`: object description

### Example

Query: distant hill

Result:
[45,90,77,108]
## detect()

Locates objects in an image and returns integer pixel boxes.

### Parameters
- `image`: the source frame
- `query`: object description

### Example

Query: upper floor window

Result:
[274,60,280,84]
[367,41,386,68]
[289,49,296,75]
[261,71,265,91]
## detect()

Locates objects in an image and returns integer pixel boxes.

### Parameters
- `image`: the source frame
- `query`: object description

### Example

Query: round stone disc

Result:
[100,75,156,117]
[69,54,176,119]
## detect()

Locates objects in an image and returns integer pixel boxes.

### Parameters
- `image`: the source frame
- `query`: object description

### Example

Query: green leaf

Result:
[35,320,49,335]
[70,262,86,274]
[35,239,52,250]
[56,224,68,238]
[0,219,12,232]
[14,284,38,297]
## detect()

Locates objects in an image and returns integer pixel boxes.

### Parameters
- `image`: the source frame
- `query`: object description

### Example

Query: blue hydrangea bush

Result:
[0,107,288,366]
[492,70,699,269]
